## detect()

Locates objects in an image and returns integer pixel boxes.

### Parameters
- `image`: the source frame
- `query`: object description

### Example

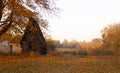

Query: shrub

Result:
[87,48,113,56]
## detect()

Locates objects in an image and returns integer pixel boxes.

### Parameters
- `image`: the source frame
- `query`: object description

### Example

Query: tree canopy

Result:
[0,0,56,35]
[102,23,120,53]
[0,0,57,55]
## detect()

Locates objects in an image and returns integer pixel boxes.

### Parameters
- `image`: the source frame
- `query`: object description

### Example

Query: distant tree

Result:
[68,40,79,48]
[46,38,60,52]
[90,39,102,49]
[58,39,80,49]
[101,23,120,54]
[62,39,69,48]
[80,39,102,49]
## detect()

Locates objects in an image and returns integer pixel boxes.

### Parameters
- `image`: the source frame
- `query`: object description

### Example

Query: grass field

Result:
[0,55,120,73]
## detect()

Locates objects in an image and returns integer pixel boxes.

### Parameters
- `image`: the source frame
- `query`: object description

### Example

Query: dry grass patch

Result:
[0,55,120,73]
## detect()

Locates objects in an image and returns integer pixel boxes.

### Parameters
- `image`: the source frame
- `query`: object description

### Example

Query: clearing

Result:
[0,55,120,73]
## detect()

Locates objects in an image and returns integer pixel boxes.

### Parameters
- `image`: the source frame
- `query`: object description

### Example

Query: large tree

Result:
[0,0,56,55]
[102,24,120,54]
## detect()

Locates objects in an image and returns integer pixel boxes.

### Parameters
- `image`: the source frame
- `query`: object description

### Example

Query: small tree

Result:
[46,38,59,52]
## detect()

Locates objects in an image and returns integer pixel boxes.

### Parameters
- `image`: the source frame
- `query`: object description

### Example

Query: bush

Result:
[77,50,88,56]
[87,48,113,56]
[56,48,87,56]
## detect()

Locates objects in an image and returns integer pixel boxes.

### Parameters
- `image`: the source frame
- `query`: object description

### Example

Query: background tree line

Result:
[46,23,120,55]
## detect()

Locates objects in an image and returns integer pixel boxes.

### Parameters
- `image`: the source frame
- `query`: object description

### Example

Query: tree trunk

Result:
[0,0,3,20]
[20,18,47,55]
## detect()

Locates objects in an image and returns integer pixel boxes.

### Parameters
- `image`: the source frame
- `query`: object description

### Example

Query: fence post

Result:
[10,45,13,54]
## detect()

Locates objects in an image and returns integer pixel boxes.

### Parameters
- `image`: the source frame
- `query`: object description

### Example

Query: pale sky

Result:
[49,0,120,42]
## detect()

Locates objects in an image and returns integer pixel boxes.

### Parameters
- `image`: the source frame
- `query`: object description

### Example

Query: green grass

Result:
[0,55,120,73]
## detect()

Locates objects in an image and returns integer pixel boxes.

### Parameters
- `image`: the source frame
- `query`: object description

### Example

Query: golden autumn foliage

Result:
[0,0,57,55]
[80,39,102,49]
[0,0,56,35]
[102,23,120,54]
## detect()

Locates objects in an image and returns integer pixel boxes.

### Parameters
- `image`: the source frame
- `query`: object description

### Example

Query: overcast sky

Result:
[49,0,120,42]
